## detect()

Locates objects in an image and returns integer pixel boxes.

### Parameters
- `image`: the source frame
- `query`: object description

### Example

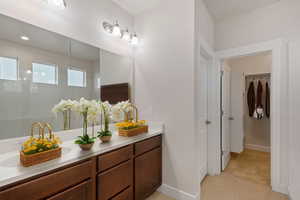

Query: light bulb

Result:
[26,70,32,74]
[112,22,121,37]
[131,34,139,45]
[21,36,30,41]
[122,29,131,41]
[47,0,67,9]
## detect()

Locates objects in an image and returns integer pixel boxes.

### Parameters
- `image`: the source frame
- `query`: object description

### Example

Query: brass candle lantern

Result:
[117,103,148,137]
[20,123,62,167]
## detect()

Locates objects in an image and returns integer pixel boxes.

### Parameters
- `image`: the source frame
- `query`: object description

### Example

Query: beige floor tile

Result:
[148,149,288,200]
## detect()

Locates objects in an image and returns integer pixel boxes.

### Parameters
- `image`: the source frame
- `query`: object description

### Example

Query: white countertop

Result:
[0,122,164,188]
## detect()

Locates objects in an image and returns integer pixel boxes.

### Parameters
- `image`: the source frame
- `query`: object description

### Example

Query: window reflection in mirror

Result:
[0,14,133,140]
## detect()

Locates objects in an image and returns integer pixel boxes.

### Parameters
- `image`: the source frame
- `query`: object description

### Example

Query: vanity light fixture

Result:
[122,29,131,42]
[102,21,139,45]
[46,0,67,9]
[20,36,30,41]
[112,21,122,37]
[131,33,139,45]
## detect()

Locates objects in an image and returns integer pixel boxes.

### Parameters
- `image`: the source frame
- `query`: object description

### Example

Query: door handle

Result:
[228,117,234,120]
[206,120,212,125]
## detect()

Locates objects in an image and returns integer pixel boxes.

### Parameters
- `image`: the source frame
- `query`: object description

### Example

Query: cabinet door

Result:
[46,180,92,200]
[135,148,162,200]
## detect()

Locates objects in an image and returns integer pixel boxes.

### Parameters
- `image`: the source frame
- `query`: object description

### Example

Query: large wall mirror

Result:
[0,14,133,140]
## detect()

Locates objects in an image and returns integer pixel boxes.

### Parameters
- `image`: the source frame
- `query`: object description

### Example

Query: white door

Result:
[196,55,209,181]
[230,71,245,153]
[221,63,231,171]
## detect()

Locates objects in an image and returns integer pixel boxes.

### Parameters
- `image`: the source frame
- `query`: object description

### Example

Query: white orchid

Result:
[111,100,130,122]
[72,98,101,118]
[87,100,101,122]
[52,99,75,115]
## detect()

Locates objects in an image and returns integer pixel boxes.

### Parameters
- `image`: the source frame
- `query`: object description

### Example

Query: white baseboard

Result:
[288,184,299,200]
[272,183,288,195]
[245,144,270,152]
[158,184,200,200]
[223,152,231,170]
[199,165,207,183]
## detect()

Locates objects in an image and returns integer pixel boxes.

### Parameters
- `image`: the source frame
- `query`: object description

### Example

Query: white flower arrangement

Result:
[52,99,75,115]
[111,100,130,122]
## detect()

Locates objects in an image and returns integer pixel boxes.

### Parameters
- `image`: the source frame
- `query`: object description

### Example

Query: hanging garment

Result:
[254,80,264,120]
[265,82,270,118]
[256,80,263,107]
[247,81,255,117]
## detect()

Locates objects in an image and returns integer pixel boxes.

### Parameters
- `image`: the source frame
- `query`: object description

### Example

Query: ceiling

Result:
[112,0,160,15]
[0,14,99,62]
[204,0,280,21]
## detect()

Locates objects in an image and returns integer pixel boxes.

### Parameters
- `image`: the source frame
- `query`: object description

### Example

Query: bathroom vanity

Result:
[0,126,163,200]
[0,13,162,200]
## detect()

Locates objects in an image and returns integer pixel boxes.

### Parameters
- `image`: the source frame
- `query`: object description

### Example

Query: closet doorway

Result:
[221,51,272,186]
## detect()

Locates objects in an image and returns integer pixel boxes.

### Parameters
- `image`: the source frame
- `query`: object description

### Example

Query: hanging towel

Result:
[265,82,270,118]
[254,80,264,120]
[247,81,255,117]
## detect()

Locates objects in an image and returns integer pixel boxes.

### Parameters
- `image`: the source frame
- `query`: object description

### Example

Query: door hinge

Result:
[221,150,225,156]
[221,109,224,116]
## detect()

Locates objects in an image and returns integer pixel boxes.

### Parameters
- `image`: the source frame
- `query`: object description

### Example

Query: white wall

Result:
[100,49,133,86]
[227,53,271,153]
[134,0,214,198]
[215,0,300,197]
[0,0,134,56]
[199,0,215,49]
[215,0,300,51]
[134,0,197,197]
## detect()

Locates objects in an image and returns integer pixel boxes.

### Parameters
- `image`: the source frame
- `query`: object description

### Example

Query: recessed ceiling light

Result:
[20,36,30,41]
[46,0,67,9]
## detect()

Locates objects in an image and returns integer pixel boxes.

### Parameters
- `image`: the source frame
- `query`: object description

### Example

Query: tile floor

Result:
[225,149,271,185]
[147,149,288,200]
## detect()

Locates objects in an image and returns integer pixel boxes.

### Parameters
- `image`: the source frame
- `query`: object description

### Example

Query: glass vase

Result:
[63,109,71,130]
[82,112,88,136]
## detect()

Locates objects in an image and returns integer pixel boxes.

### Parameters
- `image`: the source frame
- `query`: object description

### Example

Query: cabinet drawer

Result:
[98,145,133,172]
[97,160,133,200]
[111,187,133,200]
[135,136,161,156]
[0,160,93,200]
[47,180,92,200]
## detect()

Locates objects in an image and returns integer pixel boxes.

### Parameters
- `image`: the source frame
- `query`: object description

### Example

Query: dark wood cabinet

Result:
[46,180,92,200]
[135,147,162,200]
[97,160,133,200]
[98,145,133,173]
[110,187,133,200]
[0,160,93,200]
[0,135,162,200]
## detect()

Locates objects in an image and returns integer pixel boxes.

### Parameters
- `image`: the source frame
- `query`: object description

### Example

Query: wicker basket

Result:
[20,147,62,167]
[119,125,148,137]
